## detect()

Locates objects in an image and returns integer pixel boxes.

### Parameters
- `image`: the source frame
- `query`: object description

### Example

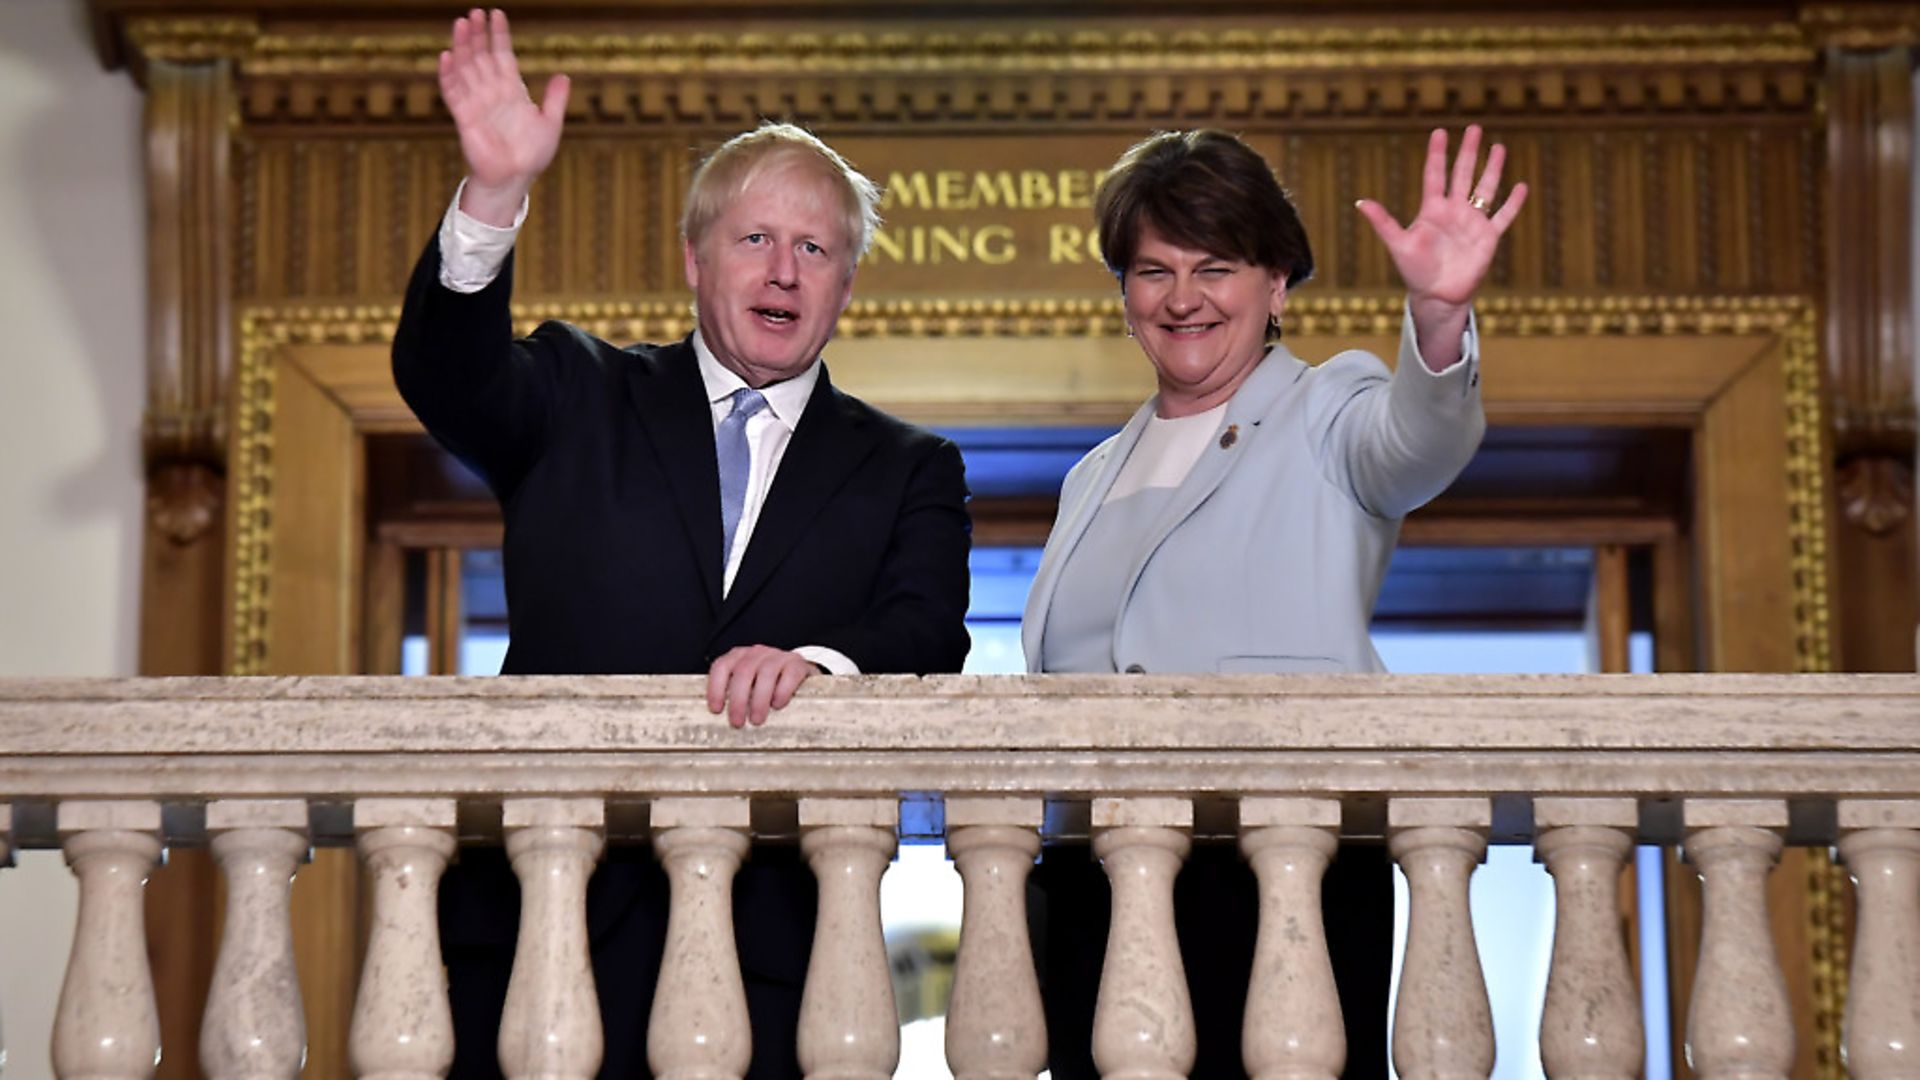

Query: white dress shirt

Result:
[435,184,858,674]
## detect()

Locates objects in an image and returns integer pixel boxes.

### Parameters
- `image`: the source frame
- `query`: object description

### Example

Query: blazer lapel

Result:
[1110,347,1308,651]
[714,365,880,632]
[1019,399,1156,670]
[624,338,725,611]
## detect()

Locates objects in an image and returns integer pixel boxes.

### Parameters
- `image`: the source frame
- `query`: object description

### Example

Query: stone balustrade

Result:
[0,673,1916,1080]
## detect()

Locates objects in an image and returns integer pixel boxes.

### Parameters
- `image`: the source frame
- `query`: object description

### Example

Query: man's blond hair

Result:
[681,122,882,268]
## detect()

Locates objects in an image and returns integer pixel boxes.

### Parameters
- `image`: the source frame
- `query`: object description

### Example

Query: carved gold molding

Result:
[228,309,281,677]
[1802,3,1920,48]
[115,18,1835,124]
[236,23,1818,72]
[125,16,259,67]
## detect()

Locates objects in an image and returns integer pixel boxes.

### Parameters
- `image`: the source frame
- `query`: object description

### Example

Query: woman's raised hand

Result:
[439,8,570,225]
[1355,126,1526,318]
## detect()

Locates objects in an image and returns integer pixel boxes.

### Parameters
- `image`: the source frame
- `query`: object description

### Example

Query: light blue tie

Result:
[716,387,768,568]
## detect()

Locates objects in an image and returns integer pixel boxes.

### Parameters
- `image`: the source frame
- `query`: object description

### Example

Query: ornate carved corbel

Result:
[135,18,251,544]
[1823,45,1917,535]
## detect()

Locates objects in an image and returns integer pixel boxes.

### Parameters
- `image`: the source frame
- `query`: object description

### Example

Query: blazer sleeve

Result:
[391,234,569,500]
[807,434,973,675]
[1306,308,1486,519]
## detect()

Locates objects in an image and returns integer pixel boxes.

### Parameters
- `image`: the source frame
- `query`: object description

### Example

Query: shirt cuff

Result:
[1401,301,1478,377]
[793,645,860,675]
[437,178,529,294]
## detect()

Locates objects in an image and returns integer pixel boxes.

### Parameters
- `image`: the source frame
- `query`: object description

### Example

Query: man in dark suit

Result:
[392,9,971,1078]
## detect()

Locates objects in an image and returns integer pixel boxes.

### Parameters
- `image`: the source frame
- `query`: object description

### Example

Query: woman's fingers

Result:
[1354,198,1406,249]
[1448,124,1482,200]
[1420,127,1449,202]
[1490,182,1530,233]
[1471,142,1506,208]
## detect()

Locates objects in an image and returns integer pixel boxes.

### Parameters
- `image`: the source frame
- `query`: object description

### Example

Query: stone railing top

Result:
[0,674,1914,845]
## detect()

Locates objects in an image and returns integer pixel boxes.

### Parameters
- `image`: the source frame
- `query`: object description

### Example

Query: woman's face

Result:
[1122,223,1288,417]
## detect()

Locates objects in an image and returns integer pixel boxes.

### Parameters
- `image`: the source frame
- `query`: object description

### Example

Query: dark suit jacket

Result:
[393,237,972,676]
[392,235,971,1078]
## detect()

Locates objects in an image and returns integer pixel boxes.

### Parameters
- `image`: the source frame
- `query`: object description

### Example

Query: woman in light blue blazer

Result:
[1024,127,1526,1079]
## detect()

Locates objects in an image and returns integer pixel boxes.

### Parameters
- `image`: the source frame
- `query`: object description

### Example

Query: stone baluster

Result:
[944,798,1046,1080]
[499,798,606,1080]
[1533,798,1642,1080]
[649,798,752,1080]
[201,799,310,1080]
[1239,798,1344,1080]
[797,798,899,1080]
[1837,800,1920,1080]
[53,800,164,1080]
[350,798,458,1080]
[1682,799,1792,1080]
[1388,798,1493,1080]
[1091,797,1194,1080]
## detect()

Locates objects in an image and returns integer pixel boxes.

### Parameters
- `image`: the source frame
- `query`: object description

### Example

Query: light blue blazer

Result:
[1022,315,1485,675]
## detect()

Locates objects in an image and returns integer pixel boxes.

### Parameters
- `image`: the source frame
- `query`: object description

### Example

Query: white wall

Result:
[0,0,146,1075]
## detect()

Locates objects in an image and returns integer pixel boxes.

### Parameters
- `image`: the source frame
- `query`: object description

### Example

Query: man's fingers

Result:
[730,664,757,728]
[770,657,813,711]
[743,662,779,727]
[540,74,571,125]
[449,16,472,72]
[438,50,466,105]
[490,9,523,82]
[706,651,738,715]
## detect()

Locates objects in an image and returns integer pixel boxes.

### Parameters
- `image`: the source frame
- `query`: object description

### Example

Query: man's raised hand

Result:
[439,8,569,226]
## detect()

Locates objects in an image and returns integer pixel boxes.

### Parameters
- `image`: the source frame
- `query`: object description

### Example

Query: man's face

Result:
[684,164,857,388]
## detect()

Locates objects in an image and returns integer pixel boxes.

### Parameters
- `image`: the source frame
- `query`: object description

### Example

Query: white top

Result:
[1104,401,1227,502]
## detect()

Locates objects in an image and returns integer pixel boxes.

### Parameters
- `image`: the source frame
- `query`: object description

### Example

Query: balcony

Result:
[0,673,1914,1079]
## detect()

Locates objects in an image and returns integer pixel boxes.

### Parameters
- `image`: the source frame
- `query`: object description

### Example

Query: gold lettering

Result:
[975,225,1016,264]
[867,228,906,263]
[1058,170,1092,209]
[969,172,1018,209]
[936,171,968,209]
[1020,171,1056,210]
[884,172,933,210]
[930,225,970,262]
[1050,223,1093,263]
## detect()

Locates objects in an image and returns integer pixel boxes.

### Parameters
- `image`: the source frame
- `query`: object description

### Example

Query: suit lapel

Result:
[1111,348,1308,645]
[714,365,880,632]
[1020,400,1155,670]
[624,338,725,611]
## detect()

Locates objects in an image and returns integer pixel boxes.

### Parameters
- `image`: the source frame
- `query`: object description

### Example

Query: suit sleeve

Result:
[1307,308,1486,519]
[807,436,973,675]
[391,234,566,500]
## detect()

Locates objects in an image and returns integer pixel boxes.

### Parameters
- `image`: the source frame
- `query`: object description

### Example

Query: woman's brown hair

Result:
[1094,129,1315,291]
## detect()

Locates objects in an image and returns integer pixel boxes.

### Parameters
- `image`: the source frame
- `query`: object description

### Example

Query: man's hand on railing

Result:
[705,644,818,728]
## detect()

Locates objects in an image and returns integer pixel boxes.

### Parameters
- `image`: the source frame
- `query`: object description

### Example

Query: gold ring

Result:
[1468,194,1493,214]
